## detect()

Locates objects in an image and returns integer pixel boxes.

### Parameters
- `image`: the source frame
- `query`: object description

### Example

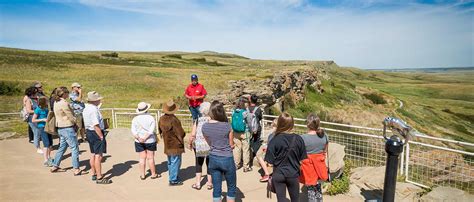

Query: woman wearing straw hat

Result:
[159,100,186,186]
[131,102,160,180]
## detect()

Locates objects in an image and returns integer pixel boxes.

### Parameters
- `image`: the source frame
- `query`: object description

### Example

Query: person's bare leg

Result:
[95,155,103,178]
[206,174,212,187]
[195,172,202,186]
[90,154,96,175]
[257,156,270,176]
[42,147,48,163]
[146,150,157,176]
[46,147,51,160]
[139,151,146,177]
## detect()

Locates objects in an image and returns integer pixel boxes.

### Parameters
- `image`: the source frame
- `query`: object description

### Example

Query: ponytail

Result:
[54,86,69,102]
[306,113,325,138]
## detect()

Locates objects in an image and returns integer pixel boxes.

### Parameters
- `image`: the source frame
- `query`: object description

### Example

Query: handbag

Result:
[194,119,210,157]
[267,175,276,198]
[267,135,297,198]
[20,107,29,122]
[44,111,57,136]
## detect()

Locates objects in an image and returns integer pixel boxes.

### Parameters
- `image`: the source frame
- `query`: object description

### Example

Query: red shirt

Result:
[185,83,207,107]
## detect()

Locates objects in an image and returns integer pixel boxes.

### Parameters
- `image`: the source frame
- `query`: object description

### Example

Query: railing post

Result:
[155,111,159,133]
[113,108,117,129]
[111,108,116,129]
[261,111,265,137]
[400,144,405,175]
[405,142,410,182]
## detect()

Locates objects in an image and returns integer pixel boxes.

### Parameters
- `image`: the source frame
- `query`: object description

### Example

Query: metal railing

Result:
[1,108,473,193]
[260,114,474,193]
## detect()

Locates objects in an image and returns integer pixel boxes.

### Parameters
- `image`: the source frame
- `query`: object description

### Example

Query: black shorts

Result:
[86,129,107,155]
[135,142,157,152]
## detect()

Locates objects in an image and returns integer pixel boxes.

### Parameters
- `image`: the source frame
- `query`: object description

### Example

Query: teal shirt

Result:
[34,107,48,128]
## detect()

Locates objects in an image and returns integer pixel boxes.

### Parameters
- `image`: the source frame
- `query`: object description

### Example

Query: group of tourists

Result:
[21,74,330,202]
[23,82,111,183]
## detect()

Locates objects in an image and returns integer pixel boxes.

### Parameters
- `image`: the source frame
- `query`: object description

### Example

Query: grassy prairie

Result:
[0,47,321,111]
[0,47,326,136]
[0,47,472,144]
[288,66,473,143]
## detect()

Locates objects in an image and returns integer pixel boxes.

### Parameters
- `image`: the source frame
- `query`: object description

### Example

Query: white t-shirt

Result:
[83,103,104,131]
[131,113,157,144]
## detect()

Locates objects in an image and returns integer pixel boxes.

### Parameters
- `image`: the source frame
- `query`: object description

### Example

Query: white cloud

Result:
[1,0,472,68]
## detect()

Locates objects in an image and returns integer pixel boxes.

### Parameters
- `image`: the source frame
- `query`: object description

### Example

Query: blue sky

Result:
[0,0,473,69]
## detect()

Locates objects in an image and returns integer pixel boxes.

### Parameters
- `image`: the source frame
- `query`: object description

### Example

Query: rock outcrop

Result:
[212,66,329,111]
[420,186,474,202]
[328,142,346,178]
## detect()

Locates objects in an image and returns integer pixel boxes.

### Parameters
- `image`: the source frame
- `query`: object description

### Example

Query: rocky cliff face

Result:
[212,62,332,111]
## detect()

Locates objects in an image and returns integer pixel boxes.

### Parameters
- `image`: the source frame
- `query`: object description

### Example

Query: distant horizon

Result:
[3,45,474,70]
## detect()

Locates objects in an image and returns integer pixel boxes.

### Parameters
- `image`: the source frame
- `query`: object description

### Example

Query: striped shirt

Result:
[202,122,232,157]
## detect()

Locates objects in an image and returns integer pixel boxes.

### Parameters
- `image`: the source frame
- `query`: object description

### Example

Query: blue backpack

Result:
[231,109,246,133]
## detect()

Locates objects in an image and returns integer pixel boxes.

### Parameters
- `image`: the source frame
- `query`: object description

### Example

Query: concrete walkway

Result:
[0,129,358,201]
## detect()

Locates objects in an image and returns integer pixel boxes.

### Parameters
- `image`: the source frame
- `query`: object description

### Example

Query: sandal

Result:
[96,177,112,184]
[50,167,66,173]
[150,174,161,179]
[73,170,89,176]
[243,167,253,172]
[140,175,146,180]
[92,175,97,181]
[207,184,213,190]
[192,184,201,190]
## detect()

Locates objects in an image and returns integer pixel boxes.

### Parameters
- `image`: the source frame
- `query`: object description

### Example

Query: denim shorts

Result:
[135,142,157,152]
[39,127,53,147]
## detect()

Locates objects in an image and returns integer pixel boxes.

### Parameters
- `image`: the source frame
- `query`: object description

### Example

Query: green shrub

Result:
[326,160,353,195]
[363,93,387,104]
[0,81,22,96]
[164,54,182,59]
[101,52,119,58]
[190,58,207,63]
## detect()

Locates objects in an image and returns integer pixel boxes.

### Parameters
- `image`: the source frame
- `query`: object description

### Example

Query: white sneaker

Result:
[37,149,44,154]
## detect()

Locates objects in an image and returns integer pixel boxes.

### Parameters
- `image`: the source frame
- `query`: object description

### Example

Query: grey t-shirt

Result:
[301,133,328,154]
[202,122,233,157]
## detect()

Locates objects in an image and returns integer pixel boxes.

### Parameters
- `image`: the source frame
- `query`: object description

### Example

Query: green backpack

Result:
[231,109,246,133]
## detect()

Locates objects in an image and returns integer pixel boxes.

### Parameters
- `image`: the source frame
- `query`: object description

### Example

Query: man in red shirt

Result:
[184,74,207,122]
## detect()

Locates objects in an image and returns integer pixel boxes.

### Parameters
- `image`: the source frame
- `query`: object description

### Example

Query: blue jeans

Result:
[209,155,237,201]
[28,121,41,148]
[167,155,182,183]
[53,127,80,169]
[38,127,52,148]
[189,106,201,123]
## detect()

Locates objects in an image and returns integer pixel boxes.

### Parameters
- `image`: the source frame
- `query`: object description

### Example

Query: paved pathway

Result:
[0,129,358,201]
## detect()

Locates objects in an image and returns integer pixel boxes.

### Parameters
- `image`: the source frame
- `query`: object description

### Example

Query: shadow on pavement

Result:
[360,188,383,201]
[79,155,112,171]
[103,160,139,180]
[155,161,168,174]
[222,187,246,202]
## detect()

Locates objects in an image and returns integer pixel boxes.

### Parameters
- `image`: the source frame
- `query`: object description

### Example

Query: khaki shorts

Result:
[75,114,84,129]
